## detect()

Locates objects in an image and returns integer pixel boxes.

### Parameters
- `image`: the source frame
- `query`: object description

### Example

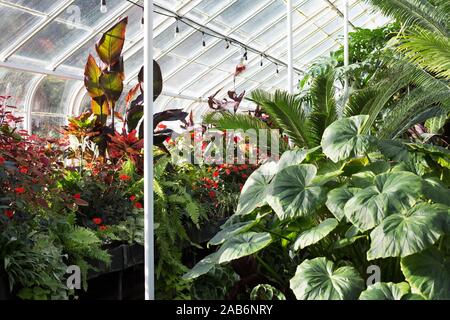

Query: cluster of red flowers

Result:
[92,217,107,231]
[130,195,143,209]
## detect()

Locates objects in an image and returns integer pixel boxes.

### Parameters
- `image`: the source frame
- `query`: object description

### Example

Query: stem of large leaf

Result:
[255,254,284,285]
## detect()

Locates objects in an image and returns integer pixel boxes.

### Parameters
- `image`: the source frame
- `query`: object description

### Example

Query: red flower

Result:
[212,171,219,177]
[130,195,136,202]
[99,225,107,231]
[233,136,240,143]
[225,169,231,175]
[165,137,172,144]
[134,202,143,209]
[240,164,248,170]
[119,174,131,181]
[0,157,5,165]
[73,193,81,199]
[239,184,244,191]
[208,191,216,198]
[14,187,25,194]
[92,217,102,225]
[157,123,167,131]
[232,166,239,173]
[4,210,14,219]
[19,166,28,174]
[241,173,248,179]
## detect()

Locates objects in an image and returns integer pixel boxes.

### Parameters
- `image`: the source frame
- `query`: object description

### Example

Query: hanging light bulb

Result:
[202,32,206,47]
[175,18,180,38]
[225,40,230,49]
[140,9,144,31]
[276,63,279,74]
[100,0,107,13]
[260,54,264,67]
[243,48,248,61]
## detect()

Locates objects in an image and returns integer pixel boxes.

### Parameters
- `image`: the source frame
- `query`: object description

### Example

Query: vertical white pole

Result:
[287,0,294,94]
[144,0,155,301]
[343,0,350,97]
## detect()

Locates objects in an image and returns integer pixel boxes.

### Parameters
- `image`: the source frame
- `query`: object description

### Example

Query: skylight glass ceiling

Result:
[0,0,389,134]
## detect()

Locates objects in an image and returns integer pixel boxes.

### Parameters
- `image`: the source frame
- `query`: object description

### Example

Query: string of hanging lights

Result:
[101,0,304,77]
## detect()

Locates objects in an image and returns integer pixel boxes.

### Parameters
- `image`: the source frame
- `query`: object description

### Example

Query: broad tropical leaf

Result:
[401,247,450,299]
[182,252,219,280]
[269,164,327,220]
[84,54,103,98]
[321,115,374,163]
[344,171,422,231]
[293,218,338,251]
[359,282,415,300]
[99,71,124,103]
[96,17,127,65]
[217,232,272,264]
[250,284,286,300]
[91,96,110,117]
[236,161,277,216]
[326,186,360,221]
[277,148,309,172]
[290,257,364,300]
[208,221,256,246]
[367,203,443,260]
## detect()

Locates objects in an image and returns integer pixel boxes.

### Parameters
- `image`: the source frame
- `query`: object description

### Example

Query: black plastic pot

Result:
[78,243,144,300]
[0,270,10,300]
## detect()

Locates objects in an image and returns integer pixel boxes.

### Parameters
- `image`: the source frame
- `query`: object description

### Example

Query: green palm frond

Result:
[247,89,313,148]
[203,111,269,132]
[397,28,450,80]
[309,69,338,144]
[344,87,379,117]
[379,87,450,138]
[364,0,450,36]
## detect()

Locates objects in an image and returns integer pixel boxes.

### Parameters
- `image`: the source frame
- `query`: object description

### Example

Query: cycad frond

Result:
[203,111,269,131]
[344,87,379,117]
[397,28,450,80]
[309,69,338,144]
[364,0,450,36]
[379,87,450,138]
[248,89,312,148]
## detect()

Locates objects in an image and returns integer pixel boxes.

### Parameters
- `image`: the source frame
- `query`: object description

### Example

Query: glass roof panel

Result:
[0,4,43,53]
[3,0,60,13]
[13,20,90,64]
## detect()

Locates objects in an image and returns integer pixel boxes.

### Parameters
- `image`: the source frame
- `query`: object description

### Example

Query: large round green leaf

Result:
[269,164,327,220]
[367,203,443,260]
[401,247,450,299]
[236,161,277,216]
[208,221,255,246]
[359,282,413,300]
[422,177,450,206]
[293,218,338,251]
[277,148,309,172]
[326,186,360,221]
[183,252,219,280]
[344,171,422,232]
[217,232,272,264]
[290,257,364,300]
[321,115,375,163]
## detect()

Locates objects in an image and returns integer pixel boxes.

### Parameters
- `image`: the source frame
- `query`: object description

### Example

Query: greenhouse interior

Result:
[1,0,450,301]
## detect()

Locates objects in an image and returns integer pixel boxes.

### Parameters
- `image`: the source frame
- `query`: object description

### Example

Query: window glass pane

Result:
[32,77,79,114]
[14,21,90,63]
[0,5,43,53]
[31,115,65,138]
[0,67,37,113]
[4,0,59,13]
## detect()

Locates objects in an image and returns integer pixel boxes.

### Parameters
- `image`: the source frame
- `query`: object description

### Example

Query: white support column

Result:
[343,0,350,98]
[144,0,155,301]
[287,0,294,94]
